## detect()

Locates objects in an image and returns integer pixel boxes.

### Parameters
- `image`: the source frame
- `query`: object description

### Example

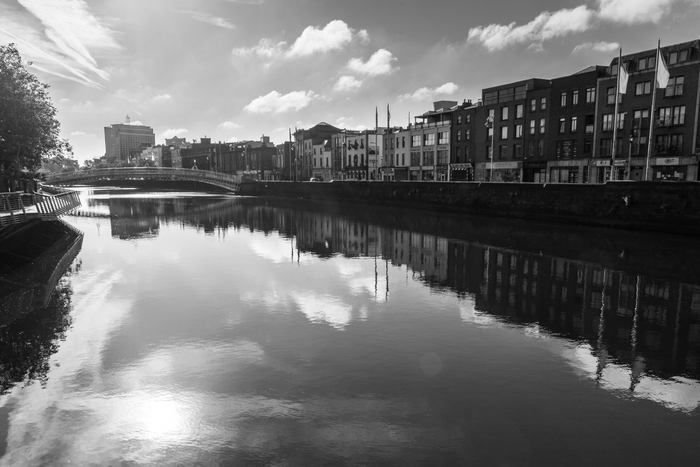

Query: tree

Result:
[0,43,72,174]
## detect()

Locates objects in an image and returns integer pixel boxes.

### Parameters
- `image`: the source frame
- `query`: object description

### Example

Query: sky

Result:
[2,0,700,163]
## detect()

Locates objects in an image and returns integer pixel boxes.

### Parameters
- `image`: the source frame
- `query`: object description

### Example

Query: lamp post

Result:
[627,133,634,180]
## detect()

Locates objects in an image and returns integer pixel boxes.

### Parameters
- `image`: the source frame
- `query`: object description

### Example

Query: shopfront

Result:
[449,163,473,181]
[648,156,698,181]
[548,160,590,183]
[523,161,547,183]
[477,161,521,182]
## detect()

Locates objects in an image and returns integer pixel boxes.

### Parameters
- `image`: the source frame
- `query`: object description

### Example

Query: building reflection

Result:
[71,195,700,388]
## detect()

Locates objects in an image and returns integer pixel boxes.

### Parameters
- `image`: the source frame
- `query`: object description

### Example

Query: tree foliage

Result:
[0,43,72,173]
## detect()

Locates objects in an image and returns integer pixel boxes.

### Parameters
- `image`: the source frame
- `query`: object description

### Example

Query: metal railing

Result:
[0,192,28,227]
[47,167,242,192]
[32,189,82,221]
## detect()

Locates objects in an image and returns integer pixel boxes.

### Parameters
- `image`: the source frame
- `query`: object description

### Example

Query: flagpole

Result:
[645,40,661,181]
[611,48,622,181]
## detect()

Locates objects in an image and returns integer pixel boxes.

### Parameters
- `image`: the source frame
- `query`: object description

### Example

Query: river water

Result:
[1,186,699,466]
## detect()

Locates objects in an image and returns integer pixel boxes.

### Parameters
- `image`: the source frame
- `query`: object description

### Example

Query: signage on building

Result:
[549,160,578,167]
[594,160,611,167]
[450,163,473,170]
[485,161,520,170]
[655,157,680,166]
[613,159,628,166]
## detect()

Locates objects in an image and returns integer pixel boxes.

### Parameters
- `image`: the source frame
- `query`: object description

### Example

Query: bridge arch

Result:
[47,167,242,193]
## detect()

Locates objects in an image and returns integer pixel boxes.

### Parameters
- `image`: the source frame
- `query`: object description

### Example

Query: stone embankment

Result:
[244,180,700,236]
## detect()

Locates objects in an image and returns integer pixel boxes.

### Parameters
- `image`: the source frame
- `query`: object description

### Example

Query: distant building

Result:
[164,136,190,149]
[104,122,155,162]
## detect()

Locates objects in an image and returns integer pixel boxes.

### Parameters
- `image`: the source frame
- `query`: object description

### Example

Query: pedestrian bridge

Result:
[47,167,242,193]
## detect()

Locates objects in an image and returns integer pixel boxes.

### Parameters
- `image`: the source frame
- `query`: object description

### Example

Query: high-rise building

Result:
[104,121,156,162]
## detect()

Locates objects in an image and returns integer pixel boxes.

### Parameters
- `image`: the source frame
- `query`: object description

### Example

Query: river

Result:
[0,186,698,466]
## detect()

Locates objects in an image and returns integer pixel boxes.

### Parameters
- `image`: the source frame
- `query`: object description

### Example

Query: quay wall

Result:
[245,181,700,236]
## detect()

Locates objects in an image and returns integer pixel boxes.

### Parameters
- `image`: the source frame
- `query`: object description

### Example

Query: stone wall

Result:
[246,181,700,236]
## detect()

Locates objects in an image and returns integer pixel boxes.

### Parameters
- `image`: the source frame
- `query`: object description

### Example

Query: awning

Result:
[450,163,473,171]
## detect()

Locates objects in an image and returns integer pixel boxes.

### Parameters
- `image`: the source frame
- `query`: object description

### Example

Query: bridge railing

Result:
[0,192,28,227]
[32,188,81,220]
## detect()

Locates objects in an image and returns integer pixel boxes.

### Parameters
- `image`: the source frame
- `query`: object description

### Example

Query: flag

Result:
[485,115,494,128]
[656,47,670,88]
[387,103,391,128]
[618,61,629,94]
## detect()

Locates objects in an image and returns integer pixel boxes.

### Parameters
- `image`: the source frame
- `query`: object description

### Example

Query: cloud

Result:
[3,0,121,88]
[227,137,239,143]
[597,0,676,24]
[287,20,353,57]
[244,90,317,113]
[333,76,363,92]
[572,41,620,53]
[152,94,171,102]
[232,38,287,58]
[70,131,86,136]
[219,121,242,130]
[232,20,367,60]
[399,82,459,101]
[161,128,189,139]
[177,10,235,30]
[467,6,595,51]
[347,49,397,76]
[468,0,689,51]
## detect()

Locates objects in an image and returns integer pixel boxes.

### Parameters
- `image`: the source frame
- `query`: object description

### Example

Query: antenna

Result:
[125,114,131,124]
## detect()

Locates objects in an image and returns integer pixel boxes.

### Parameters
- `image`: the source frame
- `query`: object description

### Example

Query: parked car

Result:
[309,177,322,182]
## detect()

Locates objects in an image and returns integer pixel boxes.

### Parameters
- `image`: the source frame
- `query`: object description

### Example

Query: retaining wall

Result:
[246,181,700,236]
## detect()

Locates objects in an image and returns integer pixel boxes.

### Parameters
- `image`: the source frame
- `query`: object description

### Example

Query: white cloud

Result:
[287,20,353,57]
[573,41,620,53]
[177,10,235,29]
[244,90,317,113]
[130,120,144,126]
[232,20,367,61]
[226,137,239,143]
[347,49,397,76]
[161,128,189,139]
[597,0,676,24]
[333,76,363,92]
[152,94,171,102]
[468,6,595,51]
[219,121,242,130]
[70,131,86,136]
[399,82,459,101]
[232,38,287,58]
[8,0,121,88]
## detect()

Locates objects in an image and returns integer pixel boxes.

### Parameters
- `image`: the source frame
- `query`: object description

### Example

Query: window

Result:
[437,150,448,165]
[500,126,508,140]
[679,49,688,62]
[606,86,617,105]
[515,104,523,119]
[438,131,449,145]
[513,143,522,159]
[572,89,579,105]
[669,51,678,65]
[540,97,547,110]
[538,140,544,156]
[410,151,421,165]
[600,138,612,156]
[633,109,650,127]
[530,98,537,112]
[635,81,652,95]
[484,91,498,105]
[616,112,625,130]
[571,116,578,133]
[411,135,421,147]
[539,118,545,134]
[501,106,509,120]
[499,145,508,159]
[529,120,536,135]
[402,137,405,148]
[559,117,566,134]
[638,57,647,70]
[396,154,399,166]
[560,92,567,107]
[423,150,434,165]
[666,76,684,97]
[402,153,405,165]
[658,106,685,126]
[457,115,462,125]
[602,114,614,131]
[514,124,523,138]
[586,87,595,103]
[457,130,462,141]
[528,141,534,157]
[422,133,434,146]
[585,115,594,134]
[465,128,471,140]
[649,55,656,69]
[466,114,471,124]
[656,134,683,153]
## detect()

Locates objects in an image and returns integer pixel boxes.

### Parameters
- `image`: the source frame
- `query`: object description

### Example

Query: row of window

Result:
[559,88,597,107]
[407,150,450,166]
[599,134,683,156]
[601,106,686,131]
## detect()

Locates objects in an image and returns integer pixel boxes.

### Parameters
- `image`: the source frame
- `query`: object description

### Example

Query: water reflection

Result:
[0,221,83,392]
[70,189,700,401]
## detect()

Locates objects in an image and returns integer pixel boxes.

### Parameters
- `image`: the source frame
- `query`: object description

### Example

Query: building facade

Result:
[104,123,156,162]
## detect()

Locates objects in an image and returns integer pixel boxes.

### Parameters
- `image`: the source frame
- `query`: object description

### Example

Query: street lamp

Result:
[627,133,634,180]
